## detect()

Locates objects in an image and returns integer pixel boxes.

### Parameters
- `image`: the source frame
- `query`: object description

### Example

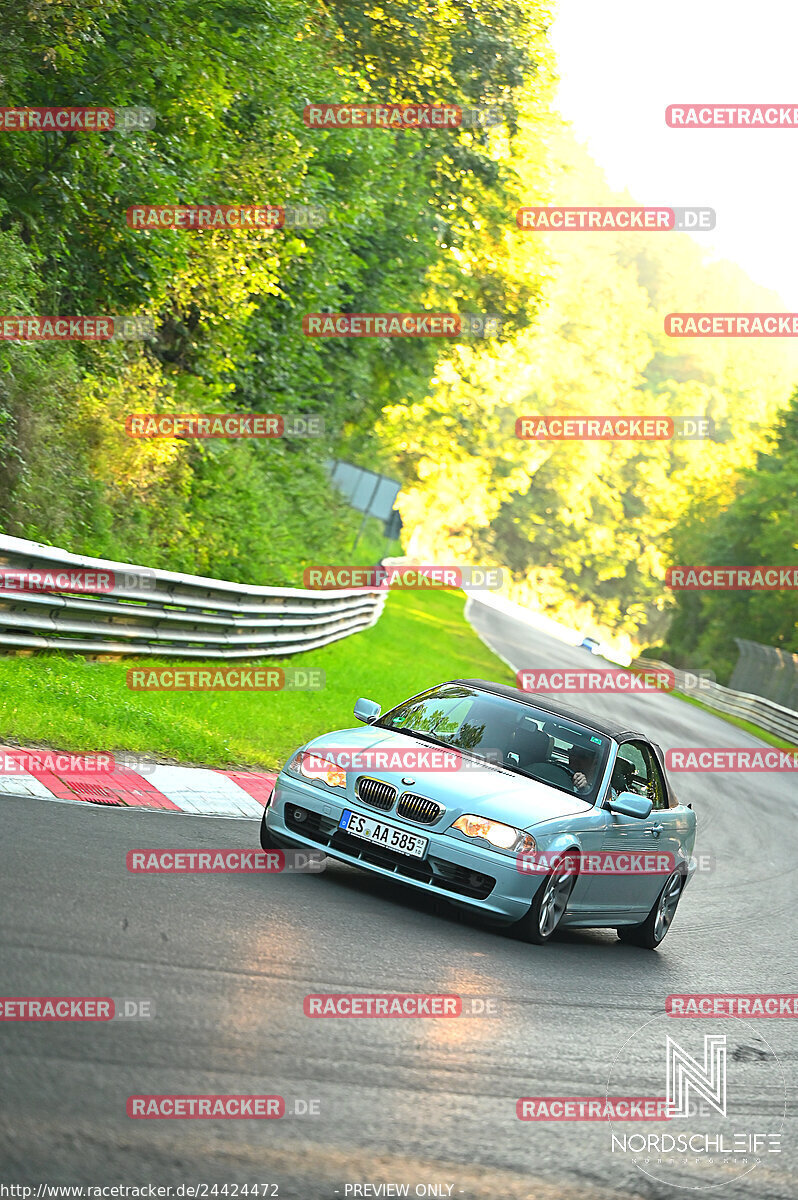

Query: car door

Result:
[640,741,694,878]
[580,740,673,919]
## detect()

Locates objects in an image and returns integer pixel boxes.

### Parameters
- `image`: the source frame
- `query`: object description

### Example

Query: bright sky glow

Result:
[552,0,798,304]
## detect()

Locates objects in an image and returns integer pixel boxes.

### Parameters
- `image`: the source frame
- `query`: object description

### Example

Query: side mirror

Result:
[354,697,381,724]
[609,791,653,820]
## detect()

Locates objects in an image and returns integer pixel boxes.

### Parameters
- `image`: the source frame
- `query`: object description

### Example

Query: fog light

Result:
[293,807,307,823]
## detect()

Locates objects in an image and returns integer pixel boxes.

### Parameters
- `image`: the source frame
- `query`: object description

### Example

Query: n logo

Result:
[666,1035,726,1118]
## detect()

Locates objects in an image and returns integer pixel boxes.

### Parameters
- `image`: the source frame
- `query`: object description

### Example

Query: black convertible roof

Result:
[448,678,646,743]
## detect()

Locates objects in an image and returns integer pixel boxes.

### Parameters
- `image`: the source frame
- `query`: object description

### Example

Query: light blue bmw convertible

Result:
[260,679,697,949]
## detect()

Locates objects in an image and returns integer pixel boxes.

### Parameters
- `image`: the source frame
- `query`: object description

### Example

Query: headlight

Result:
[451,814,536,854]
[285,750,347,789]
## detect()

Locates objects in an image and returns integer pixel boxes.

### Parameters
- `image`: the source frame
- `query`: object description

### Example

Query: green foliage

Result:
[0,227,84,535]
[0,0,554,582]
[1,1,793,675]
[662,392,798,679]
[379,133,798,651]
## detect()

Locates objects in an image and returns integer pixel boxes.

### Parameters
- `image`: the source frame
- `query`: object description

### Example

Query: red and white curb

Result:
[0,746,276,819]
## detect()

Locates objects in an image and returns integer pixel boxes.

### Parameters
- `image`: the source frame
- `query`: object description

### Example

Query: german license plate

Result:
[339,809,428,858]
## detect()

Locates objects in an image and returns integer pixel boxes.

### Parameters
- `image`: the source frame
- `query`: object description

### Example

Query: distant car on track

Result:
[260,679,697,948]
[579,636,602,654]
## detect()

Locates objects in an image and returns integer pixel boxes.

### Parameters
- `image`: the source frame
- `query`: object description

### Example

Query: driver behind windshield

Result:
[570,745,598,795]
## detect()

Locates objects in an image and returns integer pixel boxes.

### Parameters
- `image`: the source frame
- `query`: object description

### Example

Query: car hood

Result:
[302,726,592,829]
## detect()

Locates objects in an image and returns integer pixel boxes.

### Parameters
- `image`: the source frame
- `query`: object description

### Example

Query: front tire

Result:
[514,853,578,944]
[617,869,683,949]
[259,806,283,851]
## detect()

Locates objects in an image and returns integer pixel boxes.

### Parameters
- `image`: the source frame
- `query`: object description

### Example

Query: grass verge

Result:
[0,589,515,770]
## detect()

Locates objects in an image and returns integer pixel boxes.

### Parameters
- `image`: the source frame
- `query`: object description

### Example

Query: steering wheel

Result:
[526,762,575,786]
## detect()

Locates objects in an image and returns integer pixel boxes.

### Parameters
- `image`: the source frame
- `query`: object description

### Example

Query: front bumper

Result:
[265,775,541,924]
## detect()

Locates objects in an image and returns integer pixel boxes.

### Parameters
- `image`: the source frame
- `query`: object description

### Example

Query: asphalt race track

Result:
[1,598,796,1199]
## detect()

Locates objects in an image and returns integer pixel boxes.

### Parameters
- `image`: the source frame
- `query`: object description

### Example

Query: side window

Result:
[615,742,647,797]
[641,744,669,810]
[616,741,668,809]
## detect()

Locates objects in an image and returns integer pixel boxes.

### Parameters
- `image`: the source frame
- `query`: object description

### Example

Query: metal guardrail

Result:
[633,656,798,744]
[0,534,386,658]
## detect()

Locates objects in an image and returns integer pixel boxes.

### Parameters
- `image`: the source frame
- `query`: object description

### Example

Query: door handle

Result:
[648,823,664,838]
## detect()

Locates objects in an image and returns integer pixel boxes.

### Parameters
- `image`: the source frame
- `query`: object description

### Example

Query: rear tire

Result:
[617,869,683,949]
[514,852,578,944]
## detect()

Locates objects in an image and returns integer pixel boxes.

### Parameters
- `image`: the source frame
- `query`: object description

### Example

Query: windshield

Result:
[377,684,611,801]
